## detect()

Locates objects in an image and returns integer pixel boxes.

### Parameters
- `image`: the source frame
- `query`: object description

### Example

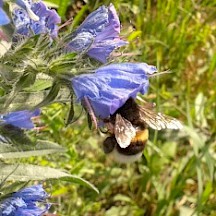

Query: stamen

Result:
[58,18,73,30]
[34,126,47,132]
[83,96,98,129]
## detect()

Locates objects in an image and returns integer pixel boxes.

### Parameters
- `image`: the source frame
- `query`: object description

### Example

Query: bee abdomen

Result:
[116,140,147,155]
[116,129,148,155]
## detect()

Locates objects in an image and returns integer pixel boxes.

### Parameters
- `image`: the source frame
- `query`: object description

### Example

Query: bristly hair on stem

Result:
[148,70,172,78]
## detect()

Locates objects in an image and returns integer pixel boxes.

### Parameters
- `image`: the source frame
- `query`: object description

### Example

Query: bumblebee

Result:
[102,97,183,163]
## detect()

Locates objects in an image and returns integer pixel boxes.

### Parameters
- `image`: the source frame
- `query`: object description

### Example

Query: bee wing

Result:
[139,105,183,130]
[114,114,136,148]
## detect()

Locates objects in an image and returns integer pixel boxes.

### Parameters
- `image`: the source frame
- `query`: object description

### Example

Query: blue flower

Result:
[0,0,10,25]
[0,0,40,26]
[71,63,157,118]
[67,4,127,63]
[13,184,49,201]
[13,0,39,21]
[0,109,40,129]
[12,0,61,38]
[0,185,50,216]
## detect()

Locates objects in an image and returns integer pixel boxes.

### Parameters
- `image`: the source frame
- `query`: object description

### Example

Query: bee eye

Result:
[102,136,116,153]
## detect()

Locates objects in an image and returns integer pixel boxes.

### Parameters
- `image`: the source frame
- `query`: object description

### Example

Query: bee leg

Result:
[102,136,116,154]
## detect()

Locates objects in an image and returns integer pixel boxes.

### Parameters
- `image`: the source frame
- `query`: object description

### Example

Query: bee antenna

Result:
[148,70,172,77]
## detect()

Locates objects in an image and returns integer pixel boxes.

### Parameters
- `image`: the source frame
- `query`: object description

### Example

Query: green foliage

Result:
[0,140,65,159]
[0,0,215,215]
[0,3,99,207]
[37,0,215,216]
[0,163,98,192]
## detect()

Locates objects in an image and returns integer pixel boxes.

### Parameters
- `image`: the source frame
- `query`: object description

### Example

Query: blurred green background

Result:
[40,0,216,215]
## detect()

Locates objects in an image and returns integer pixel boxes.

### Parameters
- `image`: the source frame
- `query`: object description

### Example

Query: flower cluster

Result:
[0,0,60,40]
[12,0,61,38]
[0,185,50,216]
[1,1,156,123]
[0,0,39,26]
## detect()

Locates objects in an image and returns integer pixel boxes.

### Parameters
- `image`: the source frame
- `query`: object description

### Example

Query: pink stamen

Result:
[34,126,47,132]
[58,18,73,30]
[83,96,98,129]
[31,116,41,121]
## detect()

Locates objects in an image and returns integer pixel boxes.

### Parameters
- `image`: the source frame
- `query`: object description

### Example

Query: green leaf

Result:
[65,94,75,126]
[0,64,19,84]
[0,140,65,159]
[0,182,27,197]
[194,92,207,128]
[56,0,71,18]
[0,125,33,146]
[34,82,61,108]
[0,88,71,112]
[161,141,177,158]
[61,176,99,194]
[183,126,205,156]
[2,72,37,111]
[23,79,53,92]
[71,5,89,28]
[43,1,59,8]
[0,163,99,193]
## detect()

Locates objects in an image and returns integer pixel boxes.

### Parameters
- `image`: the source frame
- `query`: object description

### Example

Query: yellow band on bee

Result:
[131,129,149,142]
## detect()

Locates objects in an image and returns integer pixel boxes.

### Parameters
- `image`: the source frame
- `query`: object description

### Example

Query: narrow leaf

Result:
[0,88,71,113]
[66,94,74,126]
[34,82,61,108]
[0,163,99,193]
[23,79,53,92]
[0,140,65,159]
[62,176,99,194]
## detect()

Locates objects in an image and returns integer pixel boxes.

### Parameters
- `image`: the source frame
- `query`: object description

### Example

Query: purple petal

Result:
[67,4,127,63]
[15,204,50,216]
[0,109,41,129]
[77,5,109,35]
[31,1,47,17]
[0,185,50,216]
[85,5,128,63]
[100,4,121,40]
[87,40,128,63]
[14,184,49,202]
[0,197,26,215]
[0,8,10,25]
[15,0,39,21]
[96,63,157,75]
[67,32,94,52]
[45,9,61,38]
[12,1,60,38]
